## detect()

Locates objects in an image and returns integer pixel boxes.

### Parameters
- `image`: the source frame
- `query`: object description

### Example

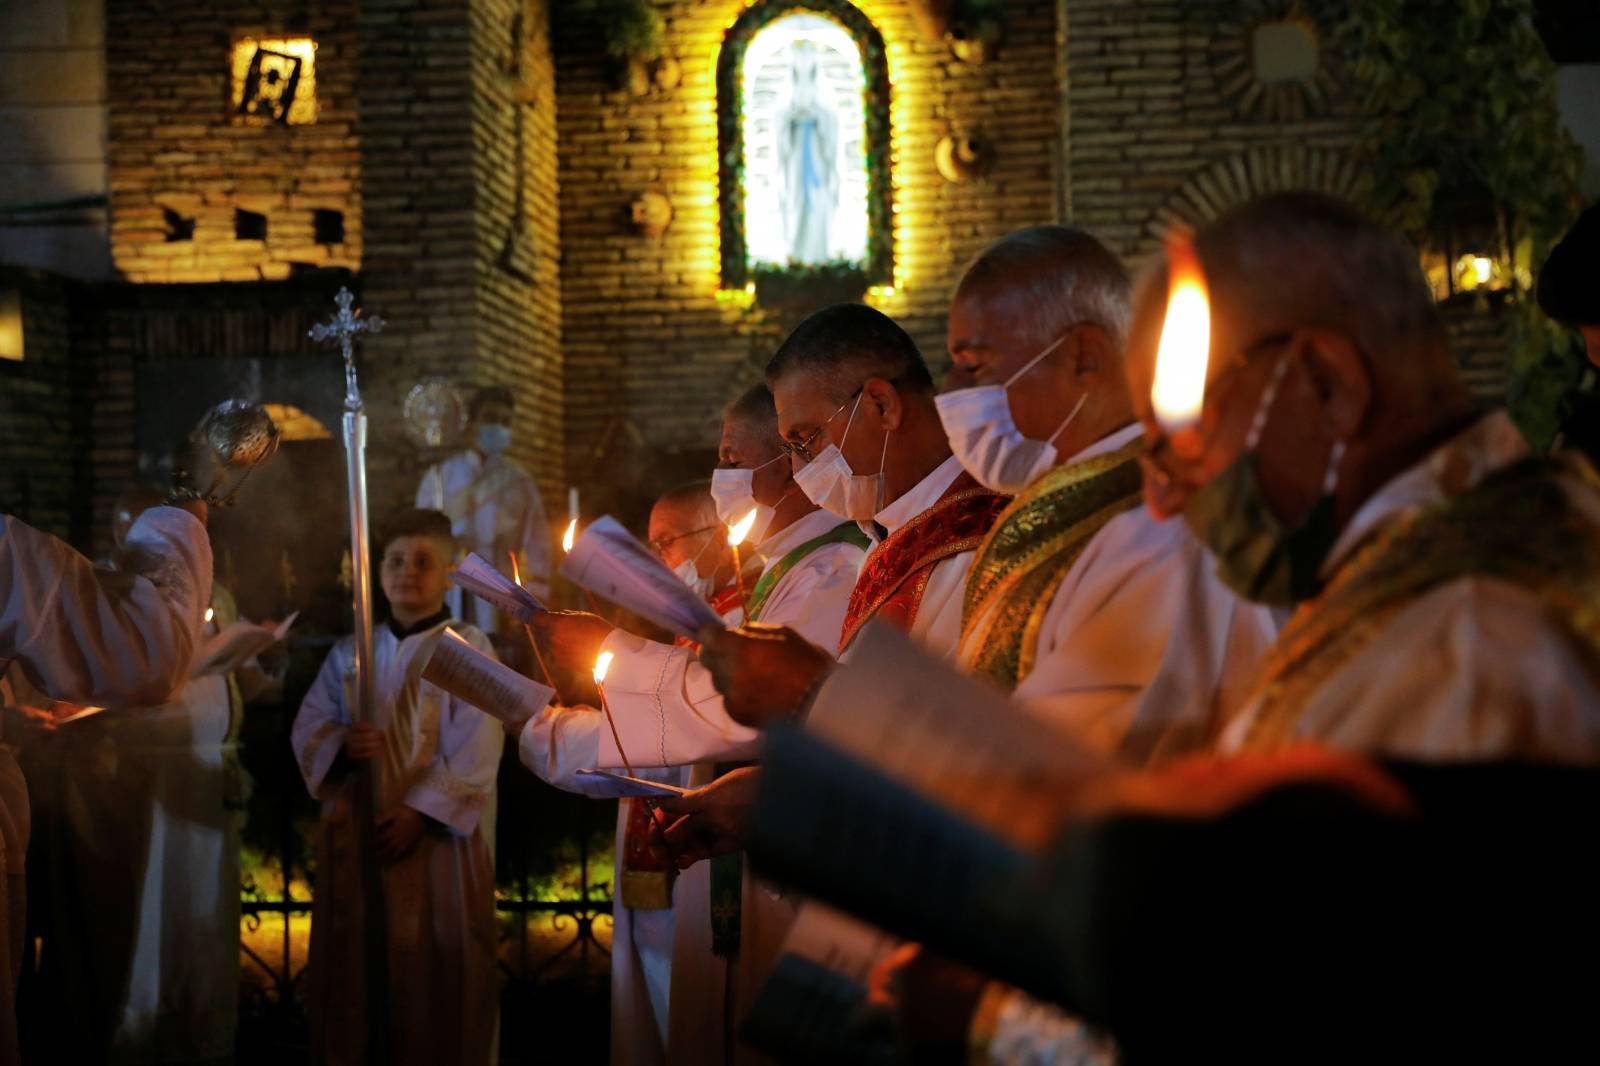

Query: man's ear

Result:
[862,377,904,432]
[1294,328,1371,439]
[1067,323,1116,384]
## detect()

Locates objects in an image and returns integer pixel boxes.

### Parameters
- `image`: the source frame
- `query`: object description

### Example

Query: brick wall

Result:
[469,0,564,498]
[1058,0,1508,398]
[105,0,362,283]
[0,267,89,541]
[553,0,1063,502]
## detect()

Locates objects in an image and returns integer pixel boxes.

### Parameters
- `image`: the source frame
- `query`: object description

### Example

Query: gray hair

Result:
[958,224,1133,355]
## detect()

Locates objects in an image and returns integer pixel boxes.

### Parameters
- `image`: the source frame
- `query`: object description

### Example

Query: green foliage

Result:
[598,0,664,60]
[1342,0,1585,448]
[752,259,870,311]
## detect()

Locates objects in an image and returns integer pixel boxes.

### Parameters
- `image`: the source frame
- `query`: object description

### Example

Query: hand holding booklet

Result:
[450,552,546,623]
[560,515,723,639]
[192,611,298,678]
[420,627,555,727]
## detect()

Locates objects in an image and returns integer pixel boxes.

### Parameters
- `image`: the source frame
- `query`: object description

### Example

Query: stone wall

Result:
[553,0,1063,502]
[105,0,362,283]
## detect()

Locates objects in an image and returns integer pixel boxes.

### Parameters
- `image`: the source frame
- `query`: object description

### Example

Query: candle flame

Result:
[728,507,758,547]
[508,551,521,585]
[562,519,577,553]
[593,650,614,685]
[204,607,214,623]
[1151,233,1211,434]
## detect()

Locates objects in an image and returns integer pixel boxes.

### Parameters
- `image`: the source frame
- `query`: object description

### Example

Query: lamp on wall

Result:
[0,289,23,362]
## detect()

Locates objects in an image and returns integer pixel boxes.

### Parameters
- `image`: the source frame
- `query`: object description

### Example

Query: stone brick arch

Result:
[1143,145,1372,244]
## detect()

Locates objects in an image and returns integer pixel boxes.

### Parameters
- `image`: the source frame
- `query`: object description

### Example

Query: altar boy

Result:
[292,508,504,1065]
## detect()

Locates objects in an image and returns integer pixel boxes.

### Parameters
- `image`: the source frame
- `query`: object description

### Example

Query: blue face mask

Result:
[477,424,513,455]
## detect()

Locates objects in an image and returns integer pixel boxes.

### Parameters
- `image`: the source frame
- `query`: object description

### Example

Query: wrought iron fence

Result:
[236,635,616,1064]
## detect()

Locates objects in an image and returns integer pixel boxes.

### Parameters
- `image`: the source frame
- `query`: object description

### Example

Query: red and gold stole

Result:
[620,581,745,910]
[839,471,1009,653]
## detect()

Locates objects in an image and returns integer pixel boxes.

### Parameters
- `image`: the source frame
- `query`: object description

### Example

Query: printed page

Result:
[421,627,555,726]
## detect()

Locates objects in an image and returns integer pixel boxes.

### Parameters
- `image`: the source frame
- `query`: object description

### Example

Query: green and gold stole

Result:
[1239,454,1600,751]
[960,439,1144,691]
[746,521,872,623]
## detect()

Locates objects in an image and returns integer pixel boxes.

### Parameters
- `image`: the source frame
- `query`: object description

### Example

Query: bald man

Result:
[1129,192,1600,758]
[945,225,1278,761]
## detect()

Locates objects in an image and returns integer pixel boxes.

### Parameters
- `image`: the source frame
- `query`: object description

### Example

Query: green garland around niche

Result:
[717,0,895,292]
[1342,0,1586,449]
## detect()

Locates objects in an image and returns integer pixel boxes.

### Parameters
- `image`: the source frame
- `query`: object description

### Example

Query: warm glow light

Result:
[1472,256,1493,285]
[230,37,318,126]
[509,552,522,585]
[728,508,759,547]
[562,519,577,553]
[1151,235,1212,434]
[0,289,23,362]
[204,607,215,623]
[593,650,614,686]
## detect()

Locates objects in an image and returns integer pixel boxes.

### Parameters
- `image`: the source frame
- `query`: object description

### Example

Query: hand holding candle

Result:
[593,650,635,778]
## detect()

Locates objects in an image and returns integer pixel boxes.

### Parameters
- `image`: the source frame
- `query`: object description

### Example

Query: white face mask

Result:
[710,455,783,543]
[935,332,1088,494]
[671,532,718,600]
[793,393,892,522]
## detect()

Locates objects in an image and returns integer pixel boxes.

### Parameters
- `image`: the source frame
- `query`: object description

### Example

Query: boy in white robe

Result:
[292,508,504,1066]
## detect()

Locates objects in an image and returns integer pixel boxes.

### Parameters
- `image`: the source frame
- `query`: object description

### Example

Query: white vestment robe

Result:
[0,507,212,706]
[0,506,211,1065]
[417,451,553,626]
[1221,411,1600,758]
[519,526,860,1066]
[954,426,1279,1065]
[292,619,504,1066]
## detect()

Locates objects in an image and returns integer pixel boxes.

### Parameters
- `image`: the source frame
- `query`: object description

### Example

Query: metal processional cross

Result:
[308,285,389,1059]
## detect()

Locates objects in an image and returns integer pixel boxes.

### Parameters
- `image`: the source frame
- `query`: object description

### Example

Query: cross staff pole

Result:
[309,286,388,1060]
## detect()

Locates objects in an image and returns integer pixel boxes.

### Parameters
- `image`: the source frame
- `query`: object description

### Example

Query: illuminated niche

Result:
[718,0,893,291]
[231,37,318,126]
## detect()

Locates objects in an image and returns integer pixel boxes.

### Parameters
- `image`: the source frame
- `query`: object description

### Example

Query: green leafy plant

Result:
[1342,0,1585,448]
[598,0,664,60]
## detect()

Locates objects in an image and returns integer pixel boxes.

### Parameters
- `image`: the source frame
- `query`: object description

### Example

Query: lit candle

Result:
[1150,233,1212,441]
[726,507,758,616]
[204,607,215,624]
[562,518,577,554]
[593,650,635,778]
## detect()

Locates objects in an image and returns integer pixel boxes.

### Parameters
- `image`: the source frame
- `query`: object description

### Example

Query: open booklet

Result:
[560,515,723,640]
[419,627,555,728]
[743,622,1105,1035]
[450,553,546,623]
[192,611,298,678]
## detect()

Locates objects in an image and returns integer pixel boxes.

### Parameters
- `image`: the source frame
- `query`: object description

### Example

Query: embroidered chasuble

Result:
[1239,455,1600,751]
[620,582,747,910]
[839,472,1009,652]
[959,439,1144,691]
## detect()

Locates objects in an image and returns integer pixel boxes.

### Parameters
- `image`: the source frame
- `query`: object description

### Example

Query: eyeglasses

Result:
[648,524,719,555]
[778,376,903,466]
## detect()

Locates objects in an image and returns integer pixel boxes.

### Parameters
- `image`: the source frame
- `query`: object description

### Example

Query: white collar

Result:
[1323,410,1530,574]
[871,455,966,537]
[757,507,846,570]
[1059,421,1143,467]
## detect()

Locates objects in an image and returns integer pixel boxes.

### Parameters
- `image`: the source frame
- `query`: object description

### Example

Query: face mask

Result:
[935,332,1087,493]
[710,456,784,542]
[477,424,513,455]
[671,529,718,600]
[793,393,891,521]
[1181,357,1347,608]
